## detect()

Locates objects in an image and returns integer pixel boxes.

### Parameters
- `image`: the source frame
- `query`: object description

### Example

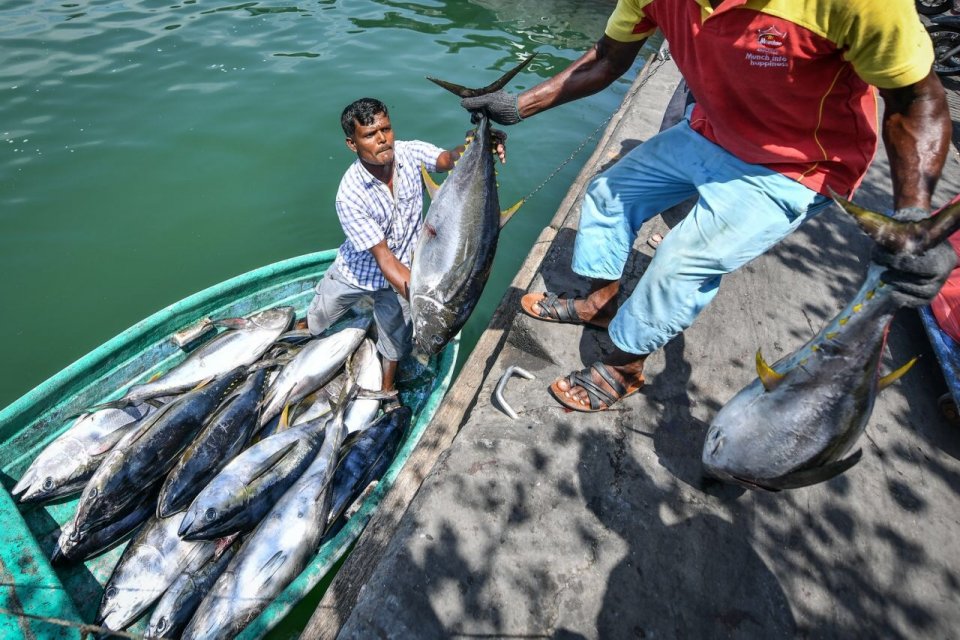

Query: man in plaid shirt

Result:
[307,97,506,393]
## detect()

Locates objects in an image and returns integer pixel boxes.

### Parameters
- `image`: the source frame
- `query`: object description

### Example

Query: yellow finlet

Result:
[279,403,291,431]
[499,198,525,229]
[756,349,785,392]
[420,163,440,199]
[877,357,918,391]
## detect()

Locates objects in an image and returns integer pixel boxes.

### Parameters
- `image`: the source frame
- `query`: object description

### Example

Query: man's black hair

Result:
[341,98,389,137]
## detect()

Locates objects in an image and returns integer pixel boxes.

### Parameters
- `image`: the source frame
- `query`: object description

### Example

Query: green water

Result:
[1,0,647,633]
[0,0,648,411]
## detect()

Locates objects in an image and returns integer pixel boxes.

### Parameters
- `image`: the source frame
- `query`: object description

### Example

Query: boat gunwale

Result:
[0,248,458,638]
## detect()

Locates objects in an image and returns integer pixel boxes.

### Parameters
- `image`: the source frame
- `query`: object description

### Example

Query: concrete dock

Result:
[304,55,960,639]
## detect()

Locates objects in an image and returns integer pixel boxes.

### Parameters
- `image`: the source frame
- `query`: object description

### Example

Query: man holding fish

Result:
[463,0,954,412]
[307,97,506,393]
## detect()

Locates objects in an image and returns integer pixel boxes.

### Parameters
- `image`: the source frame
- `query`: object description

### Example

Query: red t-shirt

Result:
[606,0,934,197]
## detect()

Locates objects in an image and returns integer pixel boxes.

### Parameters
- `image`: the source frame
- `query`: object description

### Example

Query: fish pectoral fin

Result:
[772,449,864,490]
[877,356,918,391]
[256,550,288,585]
[421,163,441,199]
[248,441,299,484]
[755,349,785,392]
[499,198,525,229]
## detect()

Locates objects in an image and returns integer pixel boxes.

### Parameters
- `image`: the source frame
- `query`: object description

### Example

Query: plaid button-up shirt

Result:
[333,139,443,291]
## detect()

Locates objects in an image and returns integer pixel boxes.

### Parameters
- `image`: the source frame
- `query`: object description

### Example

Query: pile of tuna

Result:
[12,306,411,639]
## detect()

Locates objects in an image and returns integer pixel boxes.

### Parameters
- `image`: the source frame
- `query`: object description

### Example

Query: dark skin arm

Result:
[878,70,951,211]
[518,36,646,118]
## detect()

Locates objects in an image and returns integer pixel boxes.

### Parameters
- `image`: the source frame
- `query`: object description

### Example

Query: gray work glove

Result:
[460,90,522,125]
[872,206,957,308]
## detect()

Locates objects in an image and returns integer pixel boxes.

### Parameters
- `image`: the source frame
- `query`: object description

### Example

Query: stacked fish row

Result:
[12,306,412,639]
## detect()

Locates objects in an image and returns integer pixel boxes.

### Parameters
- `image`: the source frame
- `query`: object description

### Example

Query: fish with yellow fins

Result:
[408,55,534,356]
[702,195,959,491]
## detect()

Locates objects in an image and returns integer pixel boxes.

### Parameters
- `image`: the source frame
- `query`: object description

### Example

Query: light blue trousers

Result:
[572,117,831,356]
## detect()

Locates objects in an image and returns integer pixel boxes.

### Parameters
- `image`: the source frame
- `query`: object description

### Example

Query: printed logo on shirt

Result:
[745,25,788,69]
[757,26,786,49]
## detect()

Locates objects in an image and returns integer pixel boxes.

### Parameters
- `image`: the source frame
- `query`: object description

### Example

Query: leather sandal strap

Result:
[590,362,627,397]
[538,292,577,323]
[567,369,618,411]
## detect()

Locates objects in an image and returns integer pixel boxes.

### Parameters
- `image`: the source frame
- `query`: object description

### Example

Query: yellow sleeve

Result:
[838,0,933,89]
[605,0,657,43]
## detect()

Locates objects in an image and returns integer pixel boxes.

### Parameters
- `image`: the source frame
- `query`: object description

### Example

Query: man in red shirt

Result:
[464,0,954,412]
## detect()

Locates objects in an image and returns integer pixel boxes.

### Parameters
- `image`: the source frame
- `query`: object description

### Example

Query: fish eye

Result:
[89,488,98,498]
[68,528,80,541]
[205,508,217,521]
[156,618,168,632]
[42,478,54,491]
[105,587,117,598]
[432,335,443,345]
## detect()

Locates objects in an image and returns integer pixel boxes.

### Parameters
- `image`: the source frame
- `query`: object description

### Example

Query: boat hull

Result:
[0,250,457,638]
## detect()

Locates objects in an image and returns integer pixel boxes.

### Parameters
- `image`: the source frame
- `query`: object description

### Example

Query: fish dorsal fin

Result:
[878,356,918,391]
[420,163,441,199]
[755,350,785,392]
[499,198,525,229]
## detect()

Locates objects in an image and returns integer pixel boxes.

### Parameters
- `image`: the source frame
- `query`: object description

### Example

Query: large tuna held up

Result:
[409,55,534,356]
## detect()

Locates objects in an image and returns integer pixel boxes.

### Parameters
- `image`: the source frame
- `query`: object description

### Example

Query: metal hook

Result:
[494,366,535,420]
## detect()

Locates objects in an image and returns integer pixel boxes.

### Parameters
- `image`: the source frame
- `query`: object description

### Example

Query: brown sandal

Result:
[520,292,608,329]
[548,362,644,413]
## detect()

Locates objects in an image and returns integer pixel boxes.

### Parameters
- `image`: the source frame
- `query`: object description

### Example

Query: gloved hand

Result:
[460,90,522,125]
[872,206,957,308]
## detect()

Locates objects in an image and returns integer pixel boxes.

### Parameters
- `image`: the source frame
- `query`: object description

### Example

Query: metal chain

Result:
[517,54,667,205]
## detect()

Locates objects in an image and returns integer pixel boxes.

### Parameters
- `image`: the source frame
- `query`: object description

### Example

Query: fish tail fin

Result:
[878,356,918,391]
[756,349,785,391]
[421,163,441,199]
[830,189,960,255]
[499,198,525,228]
[426,53,537,98]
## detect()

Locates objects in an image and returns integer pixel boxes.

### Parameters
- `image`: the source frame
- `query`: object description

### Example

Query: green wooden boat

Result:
[0,250,458,639]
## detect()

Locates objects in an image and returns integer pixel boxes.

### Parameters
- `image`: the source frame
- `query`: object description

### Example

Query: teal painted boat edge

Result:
[236,334,460,640]
[0,251,338,638]
[0,486,81,640]
[0,250,338,445]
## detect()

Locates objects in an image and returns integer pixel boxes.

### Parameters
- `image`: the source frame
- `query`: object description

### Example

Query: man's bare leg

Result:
[382,357,399,393]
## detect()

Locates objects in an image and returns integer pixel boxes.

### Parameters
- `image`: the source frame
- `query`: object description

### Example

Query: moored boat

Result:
[0,250,457,639]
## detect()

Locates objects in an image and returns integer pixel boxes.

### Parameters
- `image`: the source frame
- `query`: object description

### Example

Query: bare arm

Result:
[435,130,508,172]
[518,36,646,118]
[878,70,951,211]
[369,239,410,299]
